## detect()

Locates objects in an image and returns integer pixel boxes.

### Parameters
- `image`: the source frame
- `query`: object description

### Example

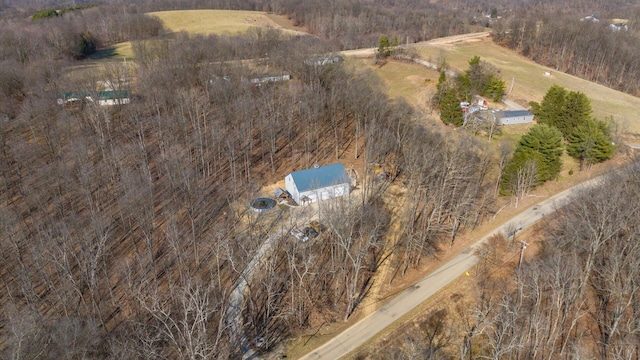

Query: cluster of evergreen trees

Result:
[435,56,505,127]
[500,85,616,197]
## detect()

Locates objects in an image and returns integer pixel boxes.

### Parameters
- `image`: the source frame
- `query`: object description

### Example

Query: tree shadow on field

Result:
[89,47,117,60]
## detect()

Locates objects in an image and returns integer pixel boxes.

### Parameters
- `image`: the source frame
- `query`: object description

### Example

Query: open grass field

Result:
[415,37,640,134]
[148,10,306,36]
[348,58,441,107]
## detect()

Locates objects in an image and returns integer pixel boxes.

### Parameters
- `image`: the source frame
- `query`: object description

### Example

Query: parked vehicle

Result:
[290,229,309,242]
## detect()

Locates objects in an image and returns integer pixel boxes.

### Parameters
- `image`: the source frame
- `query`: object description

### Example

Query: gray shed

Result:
[497,110,534,125]
[285,163,351,205]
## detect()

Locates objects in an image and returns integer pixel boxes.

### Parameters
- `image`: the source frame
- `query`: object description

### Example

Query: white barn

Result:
[497,110,534,125]
[285,163,351,205]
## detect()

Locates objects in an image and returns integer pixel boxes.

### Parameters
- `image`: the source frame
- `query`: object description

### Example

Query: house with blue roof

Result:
[285,163,351,205]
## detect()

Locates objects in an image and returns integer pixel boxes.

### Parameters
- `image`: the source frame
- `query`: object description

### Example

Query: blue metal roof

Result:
[289,163,350,192]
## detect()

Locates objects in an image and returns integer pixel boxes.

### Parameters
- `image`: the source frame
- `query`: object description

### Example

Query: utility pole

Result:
[518,240,528,273]
[509,76,515,94]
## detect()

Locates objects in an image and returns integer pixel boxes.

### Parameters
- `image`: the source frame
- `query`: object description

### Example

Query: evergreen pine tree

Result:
[532,85,567,128]
[531,85,593,139]
[500,124,564,195]
[567,119,615,169]
[440,89,464,127]
[517,124,564,181]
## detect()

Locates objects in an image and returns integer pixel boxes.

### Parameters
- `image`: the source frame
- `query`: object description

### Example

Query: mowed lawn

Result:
[148,9,303,36]
[416,38,640,134]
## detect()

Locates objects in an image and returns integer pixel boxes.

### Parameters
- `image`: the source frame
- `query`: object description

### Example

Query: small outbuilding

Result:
[304,55,343,67]
[248,74,291,85]
[57,90,130,106]
[496,110,534,125]
[285,163,351,205]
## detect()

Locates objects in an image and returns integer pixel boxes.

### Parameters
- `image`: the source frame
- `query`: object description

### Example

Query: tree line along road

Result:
[299,174,606,359]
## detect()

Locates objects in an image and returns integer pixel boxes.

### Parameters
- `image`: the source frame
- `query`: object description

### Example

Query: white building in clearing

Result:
[496,110,534,125]
[285,163,351,205]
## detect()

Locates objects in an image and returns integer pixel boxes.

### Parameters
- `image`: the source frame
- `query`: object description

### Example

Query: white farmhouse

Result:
[285,163,351,205]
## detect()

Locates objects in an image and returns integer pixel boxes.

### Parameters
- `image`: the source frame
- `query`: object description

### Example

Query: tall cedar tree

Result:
[530,85,566,126]
[500,148,544,196]
[518,124,564,181]
[531,85,592,138]
[501,124,564,193]
[440,89,464,126]
[558,91,592,137]
[485,76,505,102]
[466,56,485,94]
[567,119,615,169]
[434,70,447,103]
[377,35,391,58]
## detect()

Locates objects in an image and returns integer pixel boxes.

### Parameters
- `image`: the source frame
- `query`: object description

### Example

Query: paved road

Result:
[300,175,605,359]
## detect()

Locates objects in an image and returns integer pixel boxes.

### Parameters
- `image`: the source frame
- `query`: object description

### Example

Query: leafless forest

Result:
[372,164,640,359]
[495,11,640,96]
[2,0,640,358]
[0,1,495,358]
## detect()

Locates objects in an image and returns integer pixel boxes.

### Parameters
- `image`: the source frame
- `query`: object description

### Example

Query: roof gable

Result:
[289,163,350,192]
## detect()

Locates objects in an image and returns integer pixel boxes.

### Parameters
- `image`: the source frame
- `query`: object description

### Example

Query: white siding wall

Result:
[285,174,300,203]
[298,183,350,205]
[97,98,130,106]
[500,115,534,125]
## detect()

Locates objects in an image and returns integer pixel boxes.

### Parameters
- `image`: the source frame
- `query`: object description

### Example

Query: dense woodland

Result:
[0,1,493,357]
[1,0,640,358]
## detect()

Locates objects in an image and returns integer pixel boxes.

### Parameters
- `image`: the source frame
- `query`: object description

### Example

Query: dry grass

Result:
[358,59,441,107]
[111,42,134,59]
[265,13,308,32]
[148,10,304,36]
[85,42,134,63]
[415,37,640,134]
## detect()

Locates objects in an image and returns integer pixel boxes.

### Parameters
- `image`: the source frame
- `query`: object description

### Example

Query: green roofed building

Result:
[285,163,351,205]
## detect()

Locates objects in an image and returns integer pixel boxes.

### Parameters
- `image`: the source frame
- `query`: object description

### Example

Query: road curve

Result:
[300,175,605,359]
